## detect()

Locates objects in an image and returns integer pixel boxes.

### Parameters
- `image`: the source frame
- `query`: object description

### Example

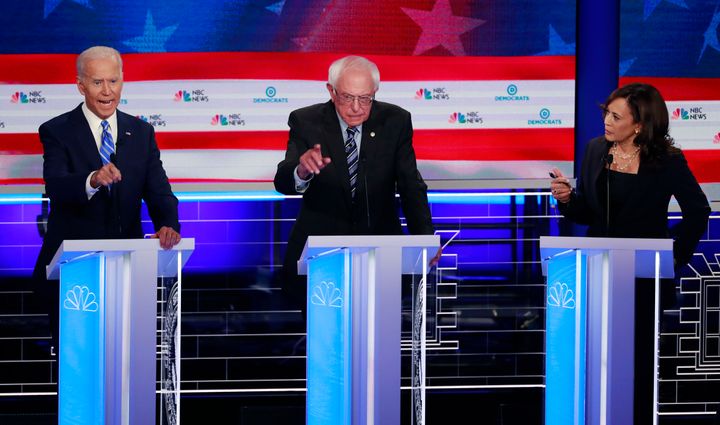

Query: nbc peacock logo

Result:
[137,114,167,127]
[672,106,706,120]
[415,87,449,100]
[547,282,575,309]
[174,89,209,102]
[448,112,466,124]
[310,281,343,308]
[174,90,191,102]
[671,108,689,120]
[713,132,720,144]
[63,285,99,312]
[449,111,482,124]
[211,114,228,126]
[10,92,29,104]
[11,91,46,104]
[415,88,432,100]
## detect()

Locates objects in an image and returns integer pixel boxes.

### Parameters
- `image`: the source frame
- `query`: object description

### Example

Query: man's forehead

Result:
[335,75,374,93]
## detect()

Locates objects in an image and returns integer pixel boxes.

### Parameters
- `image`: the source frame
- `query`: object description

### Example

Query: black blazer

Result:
[274,100,435,270]
[559,136,710,266]
[33,104,180,279]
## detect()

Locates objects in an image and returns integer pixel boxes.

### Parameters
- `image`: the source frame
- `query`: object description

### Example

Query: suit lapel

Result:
[360,103,380,169]
[321,102,353,206]
[69,104,103,170]
[115,111,132,172]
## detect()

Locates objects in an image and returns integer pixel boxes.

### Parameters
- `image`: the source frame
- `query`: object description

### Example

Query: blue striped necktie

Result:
[100,120,115,166]
[344,127,359,198]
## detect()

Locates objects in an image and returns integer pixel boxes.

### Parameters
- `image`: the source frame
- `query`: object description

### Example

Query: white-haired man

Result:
[33,46,181,353]
[274,55,439,309]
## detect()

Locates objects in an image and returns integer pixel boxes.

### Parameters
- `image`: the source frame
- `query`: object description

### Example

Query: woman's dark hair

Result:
[602,83,679,161]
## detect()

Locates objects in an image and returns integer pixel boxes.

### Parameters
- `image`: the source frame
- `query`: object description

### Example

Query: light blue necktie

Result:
[344,127,359,198]
[99,120,115,166]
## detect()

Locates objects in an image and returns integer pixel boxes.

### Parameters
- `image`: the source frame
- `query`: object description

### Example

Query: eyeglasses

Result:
[333,89,374,106]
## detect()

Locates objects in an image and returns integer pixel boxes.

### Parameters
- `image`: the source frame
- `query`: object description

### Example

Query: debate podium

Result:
[540,236,674,425]
[299,234,440,425]
[47,238,194,425]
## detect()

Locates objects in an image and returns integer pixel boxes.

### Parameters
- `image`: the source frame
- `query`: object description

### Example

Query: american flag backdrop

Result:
[619,0,720,185]
[0,0,577,186]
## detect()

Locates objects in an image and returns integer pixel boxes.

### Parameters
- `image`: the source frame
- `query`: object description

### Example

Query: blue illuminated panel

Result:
[58,254,105,425]
[545,252,587,425]
[306,250,352,425]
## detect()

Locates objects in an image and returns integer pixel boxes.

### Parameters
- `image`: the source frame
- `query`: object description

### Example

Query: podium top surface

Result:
[539,236,674,279]
[539,236,673,252]
[304,234,439,249]
[47,238,195,280]
[298,234,440,275]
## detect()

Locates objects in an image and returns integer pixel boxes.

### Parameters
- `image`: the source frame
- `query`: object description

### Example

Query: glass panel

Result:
[158,274,181,425]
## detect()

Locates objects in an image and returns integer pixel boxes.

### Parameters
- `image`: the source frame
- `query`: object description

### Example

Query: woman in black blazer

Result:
[550,83,711,424]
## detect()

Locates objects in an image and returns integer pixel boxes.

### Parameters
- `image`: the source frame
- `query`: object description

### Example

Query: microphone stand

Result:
[605,153,613,236]
[109,152,122,236]
[361,154,370,230]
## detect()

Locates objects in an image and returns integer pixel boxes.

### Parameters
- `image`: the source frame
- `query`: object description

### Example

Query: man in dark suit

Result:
[33,46,181,354]
[274,55,438,307]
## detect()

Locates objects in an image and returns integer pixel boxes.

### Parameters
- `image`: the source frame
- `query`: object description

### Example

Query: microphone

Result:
[604,153,613,236]
[361,151,371,230]
[108,151,122,235]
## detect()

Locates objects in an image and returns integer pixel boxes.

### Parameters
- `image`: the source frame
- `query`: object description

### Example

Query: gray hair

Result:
[76,46,123,78]
[328,56,380,91]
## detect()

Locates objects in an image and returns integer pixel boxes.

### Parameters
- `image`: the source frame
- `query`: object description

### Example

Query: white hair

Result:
[328,56,380,91]
[76,46,123,78]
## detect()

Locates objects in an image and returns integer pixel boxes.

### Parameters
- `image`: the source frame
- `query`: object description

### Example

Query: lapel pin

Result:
[370,132,375,138]
[125,131,132,136]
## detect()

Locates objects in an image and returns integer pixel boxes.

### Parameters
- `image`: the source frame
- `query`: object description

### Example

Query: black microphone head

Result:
[606,154,613,165]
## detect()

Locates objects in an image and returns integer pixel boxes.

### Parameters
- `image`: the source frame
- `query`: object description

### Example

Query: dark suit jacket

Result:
[274,100,435,271]
[559,136,710,266]
[33,104,180,279]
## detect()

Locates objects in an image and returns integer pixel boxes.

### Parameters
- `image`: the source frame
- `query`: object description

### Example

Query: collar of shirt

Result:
[81,102,119,152]
[336,111,363,152]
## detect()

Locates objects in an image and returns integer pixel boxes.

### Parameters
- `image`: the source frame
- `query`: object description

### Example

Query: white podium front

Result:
[540,236,674,425]
[47,238,194,425]
[299,234,439,425]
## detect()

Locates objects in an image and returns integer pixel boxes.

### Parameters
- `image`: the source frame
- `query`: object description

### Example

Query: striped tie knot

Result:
[345,127,359,198]
[99,120,115,166]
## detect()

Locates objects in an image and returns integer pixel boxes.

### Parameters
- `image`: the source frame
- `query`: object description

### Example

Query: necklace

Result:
[611,142,640,172]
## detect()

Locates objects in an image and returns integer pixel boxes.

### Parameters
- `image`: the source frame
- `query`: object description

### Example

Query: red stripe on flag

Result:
[0,52,575,83]
[0,178,271,185]
[619,77,720,101]
[0,128,575,161]
[0,179,43,185]
[155,131,288,150]
[413,128,574,161]
[0,133,41,154]
[683,150,720,183]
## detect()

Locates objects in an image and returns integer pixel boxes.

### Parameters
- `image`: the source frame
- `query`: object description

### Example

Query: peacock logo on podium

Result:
[310,281,343,308]
[63,285,99,312]
[547,282,575,309]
